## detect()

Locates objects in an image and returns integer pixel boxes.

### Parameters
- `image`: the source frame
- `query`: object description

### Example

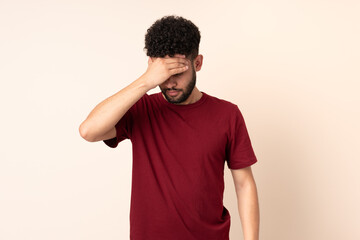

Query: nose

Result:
[163,76,177,89]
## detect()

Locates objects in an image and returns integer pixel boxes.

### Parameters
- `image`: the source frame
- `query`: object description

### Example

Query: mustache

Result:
[166,88,181,91]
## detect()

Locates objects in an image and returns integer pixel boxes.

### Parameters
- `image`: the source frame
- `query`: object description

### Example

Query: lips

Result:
[167,90,180,96]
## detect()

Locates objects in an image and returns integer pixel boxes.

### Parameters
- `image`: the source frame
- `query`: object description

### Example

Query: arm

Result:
[79,54,189,142]
[230,166,260,240]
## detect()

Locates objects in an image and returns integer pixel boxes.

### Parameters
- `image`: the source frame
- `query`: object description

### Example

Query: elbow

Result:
[235,178,257,194]
[79,121,97,142]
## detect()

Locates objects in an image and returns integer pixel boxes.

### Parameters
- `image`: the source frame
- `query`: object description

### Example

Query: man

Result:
[79,15,259,240]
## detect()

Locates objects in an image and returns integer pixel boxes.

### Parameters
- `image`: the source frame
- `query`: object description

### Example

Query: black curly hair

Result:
[144,15,201,61]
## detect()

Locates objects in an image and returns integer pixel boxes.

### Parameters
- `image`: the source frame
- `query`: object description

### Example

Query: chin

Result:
[167,94,188,104]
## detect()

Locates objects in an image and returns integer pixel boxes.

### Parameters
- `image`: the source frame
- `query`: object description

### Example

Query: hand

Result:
[142,54,190,90]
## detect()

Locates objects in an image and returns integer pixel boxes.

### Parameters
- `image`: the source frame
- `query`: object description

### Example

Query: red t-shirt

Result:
[104,92,257,240]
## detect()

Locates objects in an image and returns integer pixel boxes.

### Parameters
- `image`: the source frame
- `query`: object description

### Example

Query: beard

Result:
[160,66,197,104]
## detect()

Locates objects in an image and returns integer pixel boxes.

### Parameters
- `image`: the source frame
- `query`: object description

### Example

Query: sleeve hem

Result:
[227,157,258,169]
[103,137,118,148]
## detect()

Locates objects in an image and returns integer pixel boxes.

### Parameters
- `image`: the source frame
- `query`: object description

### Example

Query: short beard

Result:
[161,66,196,104]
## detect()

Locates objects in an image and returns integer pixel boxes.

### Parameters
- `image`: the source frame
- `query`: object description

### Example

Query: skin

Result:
[159,63,196,104]
[231,167,260,240]
[148,54,204,105]
[79,53,259,240]
[79,54,199,142]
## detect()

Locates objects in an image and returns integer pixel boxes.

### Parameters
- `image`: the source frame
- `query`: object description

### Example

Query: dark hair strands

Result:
[144,15,201,61]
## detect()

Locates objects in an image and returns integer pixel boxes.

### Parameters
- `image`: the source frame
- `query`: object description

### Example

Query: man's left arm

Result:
[231,166,260,240]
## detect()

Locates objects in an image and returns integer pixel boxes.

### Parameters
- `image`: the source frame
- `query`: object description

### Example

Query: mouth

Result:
[167,90,180,97]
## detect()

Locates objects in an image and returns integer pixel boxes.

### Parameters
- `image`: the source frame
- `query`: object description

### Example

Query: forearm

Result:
[79,75,151,141]
[79,54,189,142]
[236,179,260,240]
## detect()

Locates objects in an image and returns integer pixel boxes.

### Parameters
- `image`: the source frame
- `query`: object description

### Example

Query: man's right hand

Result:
[142,54,190,90]
[79,54,190,142]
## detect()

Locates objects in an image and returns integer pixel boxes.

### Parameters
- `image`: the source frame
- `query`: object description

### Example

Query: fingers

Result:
[169,65,189,75]
[164,56,190,66]
[153,54,187,63]
[164,54,188,65]
[174,54,186,59]
[164,54,186,59]
[165,56,190,75]
[152,55,189,67]
[148,54,190,76]
[167,61,189,70]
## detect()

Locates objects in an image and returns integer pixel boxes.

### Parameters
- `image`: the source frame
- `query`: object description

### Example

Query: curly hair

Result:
[144,15,201,61]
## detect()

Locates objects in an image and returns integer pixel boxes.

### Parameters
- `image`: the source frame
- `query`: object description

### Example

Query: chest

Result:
[135,107,229,161]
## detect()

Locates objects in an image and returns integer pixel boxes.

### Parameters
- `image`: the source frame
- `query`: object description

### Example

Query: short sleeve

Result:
[103,108,133,148]
[225,105,258,169]
[103,93,149,148]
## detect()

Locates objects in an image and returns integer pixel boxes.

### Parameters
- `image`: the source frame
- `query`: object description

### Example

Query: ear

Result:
[193,54,203,72]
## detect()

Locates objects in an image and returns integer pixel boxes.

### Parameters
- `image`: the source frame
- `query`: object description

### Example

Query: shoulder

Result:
[203,93,246,126]
[204,92,240,113]
[130,92,162,114]
[132,92,157,107]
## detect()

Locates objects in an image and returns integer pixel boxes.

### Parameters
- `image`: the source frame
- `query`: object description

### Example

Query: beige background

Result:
[1,0,359,239]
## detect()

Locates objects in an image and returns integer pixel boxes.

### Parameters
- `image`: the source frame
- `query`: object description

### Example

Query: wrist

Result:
[136,74,155,92]
[138,73,157,91]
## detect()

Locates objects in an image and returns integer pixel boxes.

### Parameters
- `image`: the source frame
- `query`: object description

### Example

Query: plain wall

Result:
[1,0,359,239]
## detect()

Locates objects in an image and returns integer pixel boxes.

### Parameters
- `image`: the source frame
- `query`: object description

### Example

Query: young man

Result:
[79,15,259,240]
